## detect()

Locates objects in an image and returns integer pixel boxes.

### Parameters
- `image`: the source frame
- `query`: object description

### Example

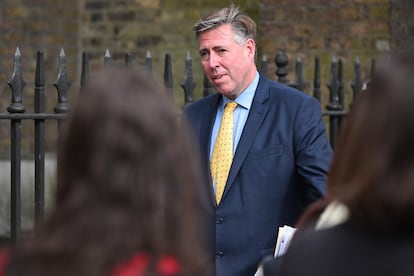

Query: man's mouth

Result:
[212,74,225,80]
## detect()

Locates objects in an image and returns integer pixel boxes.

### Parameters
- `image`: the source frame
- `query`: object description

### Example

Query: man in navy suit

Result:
[184,4,333,276]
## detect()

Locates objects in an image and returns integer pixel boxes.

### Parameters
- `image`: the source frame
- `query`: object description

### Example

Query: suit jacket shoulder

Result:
[257,75,320,107]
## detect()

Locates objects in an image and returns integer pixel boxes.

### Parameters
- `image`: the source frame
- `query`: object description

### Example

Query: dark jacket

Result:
[184,75,332,276]
[262,218,414,276]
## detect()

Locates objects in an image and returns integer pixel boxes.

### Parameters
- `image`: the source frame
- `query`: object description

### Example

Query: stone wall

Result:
[0,156,57,237]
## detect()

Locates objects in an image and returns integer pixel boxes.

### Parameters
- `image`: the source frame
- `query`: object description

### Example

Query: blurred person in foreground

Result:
[184,4,332,276]
[0,67,210,276]
[262,50,414,276]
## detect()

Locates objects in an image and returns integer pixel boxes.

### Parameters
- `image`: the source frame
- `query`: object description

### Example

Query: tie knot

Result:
[225,101,238,112]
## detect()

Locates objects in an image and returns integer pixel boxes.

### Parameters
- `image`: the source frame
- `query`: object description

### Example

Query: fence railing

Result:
[0,47,372,244]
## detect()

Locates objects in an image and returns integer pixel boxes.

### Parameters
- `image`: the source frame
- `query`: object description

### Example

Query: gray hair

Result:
[192,4,256,45]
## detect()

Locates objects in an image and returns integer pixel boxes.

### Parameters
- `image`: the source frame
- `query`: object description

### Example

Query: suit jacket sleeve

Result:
[292,95,332,207]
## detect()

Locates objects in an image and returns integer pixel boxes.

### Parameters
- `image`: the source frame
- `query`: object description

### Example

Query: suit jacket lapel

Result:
[200,94,222,206]
[222,77,270,201]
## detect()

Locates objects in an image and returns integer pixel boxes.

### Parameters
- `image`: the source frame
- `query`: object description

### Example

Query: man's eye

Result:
[200,52,209,60]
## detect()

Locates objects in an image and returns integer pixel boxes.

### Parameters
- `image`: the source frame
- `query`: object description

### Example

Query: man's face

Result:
[198,24,256,100]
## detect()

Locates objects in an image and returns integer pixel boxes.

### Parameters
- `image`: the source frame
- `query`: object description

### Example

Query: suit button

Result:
[216,216,224,224]
[216,251,223,258]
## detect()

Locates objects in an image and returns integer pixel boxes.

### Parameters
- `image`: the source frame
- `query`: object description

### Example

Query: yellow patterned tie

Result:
[210,101,238,204]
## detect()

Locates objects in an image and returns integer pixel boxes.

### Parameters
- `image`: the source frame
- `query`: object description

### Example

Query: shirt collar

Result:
[221,71,259,110]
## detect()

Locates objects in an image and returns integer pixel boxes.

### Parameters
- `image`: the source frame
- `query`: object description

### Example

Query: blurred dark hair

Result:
[6,67,207,276]
[328,50,414,232]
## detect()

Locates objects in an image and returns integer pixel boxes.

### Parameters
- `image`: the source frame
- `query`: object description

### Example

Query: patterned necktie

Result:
[210,101,238,204]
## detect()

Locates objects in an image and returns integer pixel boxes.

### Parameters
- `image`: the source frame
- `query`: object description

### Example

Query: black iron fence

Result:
[0,47,372,244]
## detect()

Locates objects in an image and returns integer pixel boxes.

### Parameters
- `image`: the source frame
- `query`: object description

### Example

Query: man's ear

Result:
[245,38,256,58]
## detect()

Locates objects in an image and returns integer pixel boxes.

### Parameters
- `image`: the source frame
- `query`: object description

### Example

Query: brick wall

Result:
[81,0,259,106]
[259,0,407,107]
[80,0,413,108]
[0,0,81,158]
[2,0,412,108]
[0,0,81,108]
[389,0,414,49]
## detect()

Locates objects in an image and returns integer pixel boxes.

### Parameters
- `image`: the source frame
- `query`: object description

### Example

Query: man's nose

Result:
[207,52,219,68]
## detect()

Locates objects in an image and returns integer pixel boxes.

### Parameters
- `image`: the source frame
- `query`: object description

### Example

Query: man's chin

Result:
[218,91,238,100]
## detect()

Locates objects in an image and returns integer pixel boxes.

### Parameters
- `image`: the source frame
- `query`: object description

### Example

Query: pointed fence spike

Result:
[164,52,173,96]
[313,56,321,100]
[7,46,26,113]
[105,48,111,57]
[80,51,89,89]
[15,46,21,57]
[295,56,304,91]
[104,49,111,67]
[53,48,71,113]
[260,54,268,76]
[145,50,153,76]
[181,51,195,106]
[351,56,362,101]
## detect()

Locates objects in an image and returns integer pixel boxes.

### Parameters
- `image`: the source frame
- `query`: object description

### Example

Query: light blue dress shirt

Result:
[209,72,260,160]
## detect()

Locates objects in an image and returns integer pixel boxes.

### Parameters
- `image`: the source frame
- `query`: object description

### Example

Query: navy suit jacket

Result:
[184,75,332,276]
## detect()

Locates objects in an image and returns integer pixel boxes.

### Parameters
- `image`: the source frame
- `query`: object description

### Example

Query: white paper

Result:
[274,225,296,257]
